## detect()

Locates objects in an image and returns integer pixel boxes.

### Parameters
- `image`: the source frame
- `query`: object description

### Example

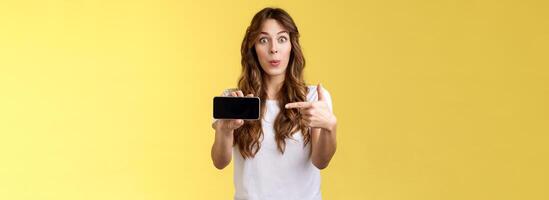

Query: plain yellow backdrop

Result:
[1,0,548,199]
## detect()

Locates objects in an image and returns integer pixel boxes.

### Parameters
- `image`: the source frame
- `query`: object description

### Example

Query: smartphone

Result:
[213,96,261,120]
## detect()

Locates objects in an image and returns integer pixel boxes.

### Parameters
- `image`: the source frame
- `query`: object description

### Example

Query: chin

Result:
[264,69,286,77]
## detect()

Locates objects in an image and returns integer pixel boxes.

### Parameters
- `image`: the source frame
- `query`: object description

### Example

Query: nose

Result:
[269,41,278,54]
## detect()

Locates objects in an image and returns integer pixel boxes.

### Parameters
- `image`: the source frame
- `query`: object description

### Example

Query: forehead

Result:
[259,19,288,35]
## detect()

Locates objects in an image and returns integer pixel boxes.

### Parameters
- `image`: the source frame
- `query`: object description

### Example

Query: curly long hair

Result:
[234,7,310,159]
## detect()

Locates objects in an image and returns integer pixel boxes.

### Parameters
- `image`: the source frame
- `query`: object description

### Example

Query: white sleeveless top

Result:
[214,85,333,200]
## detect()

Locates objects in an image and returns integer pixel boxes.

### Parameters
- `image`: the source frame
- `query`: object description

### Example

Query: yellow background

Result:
[1,0,548,199]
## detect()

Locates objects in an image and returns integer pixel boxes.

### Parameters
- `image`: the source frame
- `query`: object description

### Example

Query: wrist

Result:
[324,116,337,133]
[216,127,234,137]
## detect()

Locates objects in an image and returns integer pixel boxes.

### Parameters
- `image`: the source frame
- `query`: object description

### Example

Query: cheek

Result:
[255,45,269,61]
[282,44,292,59]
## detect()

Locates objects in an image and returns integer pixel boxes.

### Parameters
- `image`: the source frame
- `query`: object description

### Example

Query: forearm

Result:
[211,128,234,169]
[311,124,337,169]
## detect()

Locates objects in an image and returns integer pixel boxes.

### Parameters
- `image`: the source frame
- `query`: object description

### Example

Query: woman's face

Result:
[254,19,292,78]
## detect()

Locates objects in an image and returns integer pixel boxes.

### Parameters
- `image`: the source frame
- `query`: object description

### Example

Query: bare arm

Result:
[285,84,337,170]
[210,90,252,170]
[211,121,236,169]
[310,123,337,169]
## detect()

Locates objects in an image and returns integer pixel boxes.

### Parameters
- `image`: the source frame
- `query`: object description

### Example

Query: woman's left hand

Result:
[285,84,337,131]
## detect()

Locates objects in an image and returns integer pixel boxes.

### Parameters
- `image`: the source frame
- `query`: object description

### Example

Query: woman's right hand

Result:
[213,90,254,134]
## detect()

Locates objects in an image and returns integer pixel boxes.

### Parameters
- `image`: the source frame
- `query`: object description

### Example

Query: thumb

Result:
[230,119,243,128]
[317,83,325,101]
[235,119,243,125]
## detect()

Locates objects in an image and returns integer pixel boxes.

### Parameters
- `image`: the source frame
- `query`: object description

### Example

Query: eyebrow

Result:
[260,31,289,35]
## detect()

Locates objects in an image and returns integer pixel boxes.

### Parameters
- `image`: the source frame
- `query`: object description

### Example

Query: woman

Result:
[211,7,337,200]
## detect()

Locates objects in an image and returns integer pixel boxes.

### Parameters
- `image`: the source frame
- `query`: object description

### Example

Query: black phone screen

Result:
[213,97,260,120]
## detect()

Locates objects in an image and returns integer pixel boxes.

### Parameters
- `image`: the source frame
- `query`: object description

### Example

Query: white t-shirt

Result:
[213,85,333,200]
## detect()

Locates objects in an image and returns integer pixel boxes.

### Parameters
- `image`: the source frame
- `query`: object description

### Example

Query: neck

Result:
[265,74,285,100]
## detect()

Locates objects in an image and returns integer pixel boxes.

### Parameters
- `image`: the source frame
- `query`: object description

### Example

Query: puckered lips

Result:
[268,59,281,67]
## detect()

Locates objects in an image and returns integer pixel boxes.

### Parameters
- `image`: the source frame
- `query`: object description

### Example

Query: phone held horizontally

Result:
[213,96,261,120]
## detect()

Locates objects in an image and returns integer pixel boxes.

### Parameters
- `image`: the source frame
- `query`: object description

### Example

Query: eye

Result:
[259,37,268,44]
[278,36,288,43]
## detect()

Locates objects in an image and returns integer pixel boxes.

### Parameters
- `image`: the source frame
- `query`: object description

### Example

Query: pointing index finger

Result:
[285,102,312,109]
